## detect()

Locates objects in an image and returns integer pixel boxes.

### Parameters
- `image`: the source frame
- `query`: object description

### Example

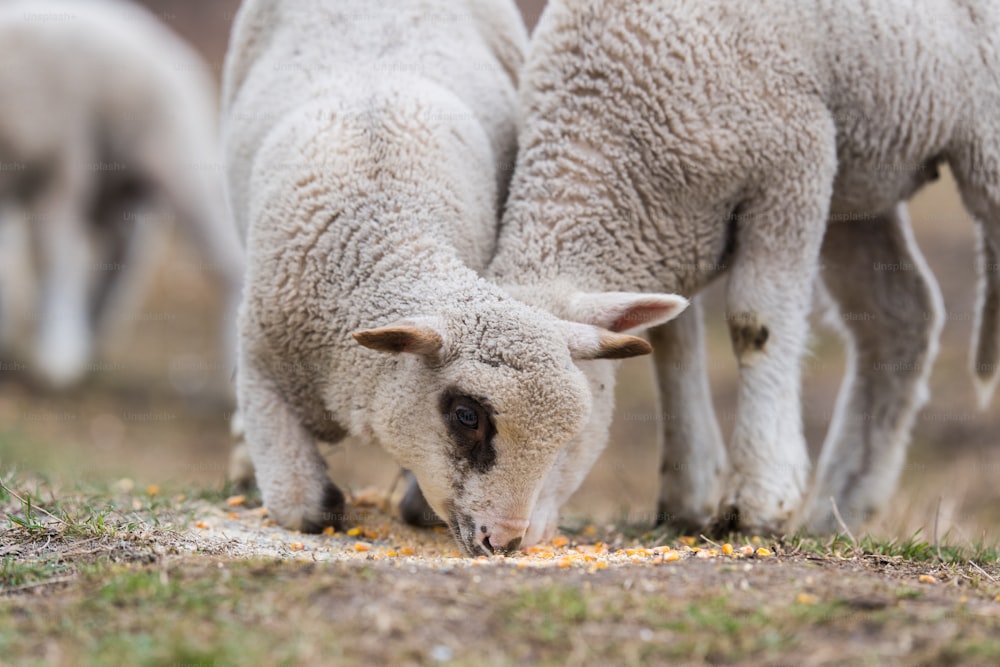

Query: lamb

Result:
[221,0,688,555]
[489,0,1000,535]
[0,0,244,390]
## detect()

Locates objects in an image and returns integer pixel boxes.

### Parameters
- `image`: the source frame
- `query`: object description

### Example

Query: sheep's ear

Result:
[561,321,653,361]
[565,292,689,334]
[352,318,445,356]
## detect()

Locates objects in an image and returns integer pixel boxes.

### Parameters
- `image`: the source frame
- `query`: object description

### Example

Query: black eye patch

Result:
[440,392,496,474]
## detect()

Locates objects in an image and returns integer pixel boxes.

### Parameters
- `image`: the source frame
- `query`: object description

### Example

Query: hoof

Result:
[398,472,445,528]
[299,482,347,533]
[655,502,712,535]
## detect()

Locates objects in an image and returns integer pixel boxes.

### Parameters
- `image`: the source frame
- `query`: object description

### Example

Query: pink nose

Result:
[479,519,529,554]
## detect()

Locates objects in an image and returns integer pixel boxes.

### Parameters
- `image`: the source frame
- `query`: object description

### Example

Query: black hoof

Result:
[655,506,707,536]
[300,482,347,533]
[706,505,742,538]
[399,471,445,528]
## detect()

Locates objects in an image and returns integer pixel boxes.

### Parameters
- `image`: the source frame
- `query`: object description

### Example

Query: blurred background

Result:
[0,0,996,544]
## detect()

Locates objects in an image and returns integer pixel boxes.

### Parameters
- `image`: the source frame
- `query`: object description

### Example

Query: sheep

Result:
[489,0,1000,536]
[0,0,243,390]
[222,0,688,555]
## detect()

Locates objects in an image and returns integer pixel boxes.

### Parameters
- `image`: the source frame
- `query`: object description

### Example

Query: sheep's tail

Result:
[972,223,1000,409]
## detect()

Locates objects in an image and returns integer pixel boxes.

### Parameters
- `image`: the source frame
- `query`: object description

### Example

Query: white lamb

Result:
[0,0,243,389]
[489,0,1000,535]
[222,0,687,554]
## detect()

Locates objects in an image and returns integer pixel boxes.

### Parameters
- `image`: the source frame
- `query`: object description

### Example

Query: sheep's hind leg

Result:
[950,142,1000,407]
[238,362,345,532]
[650,296,727,532]
[803,204,943,534]
[714,126,836,536]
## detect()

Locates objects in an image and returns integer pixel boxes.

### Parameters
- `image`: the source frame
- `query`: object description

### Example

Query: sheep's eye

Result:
[454,405,478,429]
[440,393,496,473]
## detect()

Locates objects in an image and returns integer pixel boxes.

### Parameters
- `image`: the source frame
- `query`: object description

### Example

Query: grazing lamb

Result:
[490,0,1000,535]
[0,0,244,389]
[222,0,687,555]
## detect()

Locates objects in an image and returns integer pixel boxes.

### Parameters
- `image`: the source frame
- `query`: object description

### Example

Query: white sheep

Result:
[222,0,687,554]
[490,0,1000,535]
[0,0,243,389]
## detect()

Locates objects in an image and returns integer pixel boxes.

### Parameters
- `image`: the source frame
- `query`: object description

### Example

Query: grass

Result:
[783,530,1000,565]
[0,470,998,667]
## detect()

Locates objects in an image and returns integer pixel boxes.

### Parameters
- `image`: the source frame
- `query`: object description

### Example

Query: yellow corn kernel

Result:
[796,593,819,605]
[289,542,305,551]
[551,536,570,548]
[756,547,772,557]
[918,574,938,584]
[353,541,371,552]
[225,495,246,507]
[722,543,734,556]
[346,527,362,537]
[321,526,337,536]
[399,547,415,556]
[146,485,160,496]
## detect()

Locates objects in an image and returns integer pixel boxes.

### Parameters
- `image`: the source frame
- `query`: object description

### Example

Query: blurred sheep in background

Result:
[0,0,242,391]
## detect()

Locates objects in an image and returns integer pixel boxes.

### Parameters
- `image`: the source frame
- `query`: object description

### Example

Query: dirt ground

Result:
[2,1,1000,665]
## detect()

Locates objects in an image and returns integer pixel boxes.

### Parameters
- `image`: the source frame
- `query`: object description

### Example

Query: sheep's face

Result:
[354,292,687,556]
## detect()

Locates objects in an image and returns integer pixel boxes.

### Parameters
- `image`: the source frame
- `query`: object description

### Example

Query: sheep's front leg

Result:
[399,470,445,527]
[238,362,345,532]
[803,204,943,532]
[715,148,834,535]
[649,296,727,532]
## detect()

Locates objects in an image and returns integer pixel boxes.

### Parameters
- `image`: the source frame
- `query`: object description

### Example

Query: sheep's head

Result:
[353,291,686,556]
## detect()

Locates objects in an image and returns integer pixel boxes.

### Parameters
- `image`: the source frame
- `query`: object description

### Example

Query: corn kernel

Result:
[918,574,938,584]
[661,551,680,562]
[347,527,362,537]
[722,543,734,556]
[289,542,305,551]
[146,485,160,496]
[796,593,819,605]
[399,547,415,556]
[551,536,570,548]
[195,521,210,529]
[321,526,337,536]
[353,541,371,552]
[225,495,246,507]
[756,547,772,557]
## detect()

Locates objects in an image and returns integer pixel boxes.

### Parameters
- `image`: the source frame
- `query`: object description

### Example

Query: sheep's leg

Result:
[715,140,835,535]
[238,360,345,532]
[29,160,97,389]
[803,205,943,533]
[950,144,1000,406]
[399,470,445,527]
[649,296,727,532]
[143,155,244,382]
